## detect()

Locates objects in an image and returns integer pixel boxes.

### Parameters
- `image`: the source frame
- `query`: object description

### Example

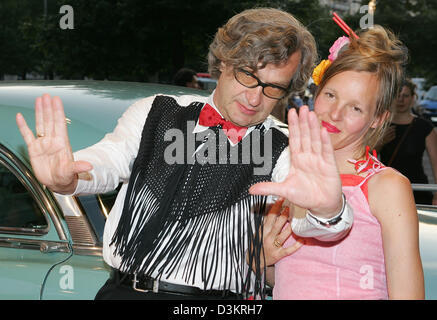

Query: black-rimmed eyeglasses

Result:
[234,68,291,100]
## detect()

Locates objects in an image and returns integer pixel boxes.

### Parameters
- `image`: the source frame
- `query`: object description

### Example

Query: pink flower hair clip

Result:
[328,36,350,62]
[312,37,350,85]
[312,12,357,85]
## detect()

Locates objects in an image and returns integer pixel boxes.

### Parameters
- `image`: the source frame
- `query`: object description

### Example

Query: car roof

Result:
[0,80,208,164]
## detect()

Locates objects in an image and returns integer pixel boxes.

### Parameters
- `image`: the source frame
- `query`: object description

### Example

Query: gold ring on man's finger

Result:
[37,133,45,138]
[273,238,282,248]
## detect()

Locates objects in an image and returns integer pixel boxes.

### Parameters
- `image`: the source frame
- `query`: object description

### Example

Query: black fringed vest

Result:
[111,95,288,296]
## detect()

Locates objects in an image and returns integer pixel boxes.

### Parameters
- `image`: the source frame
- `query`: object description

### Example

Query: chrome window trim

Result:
[55,194,101,247]
[58,196,106,256]
[0,144,67,240]
[0,156,50,236]
[412,184,437,192]
[417,205,437,216]
[53,193,83,218]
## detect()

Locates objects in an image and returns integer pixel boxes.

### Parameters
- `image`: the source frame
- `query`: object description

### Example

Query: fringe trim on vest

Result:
[110,96,287,298]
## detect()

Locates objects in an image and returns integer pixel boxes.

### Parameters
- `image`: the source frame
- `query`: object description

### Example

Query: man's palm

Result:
[16,94,92,194]
[250,106,342,216]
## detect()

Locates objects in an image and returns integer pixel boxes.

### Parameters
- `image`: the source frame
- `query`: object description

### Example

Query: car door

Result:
[0,145,72,299]
[413,182,437,300]
[417,204,437,300]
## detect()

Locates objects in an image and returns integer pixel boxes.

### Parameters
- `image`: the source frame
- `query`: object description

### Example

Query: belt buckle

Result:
[132,274,159,293]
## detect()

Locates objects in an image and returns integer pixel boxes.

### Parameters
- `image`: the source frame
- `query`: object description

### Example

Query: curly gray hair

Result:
[208,8,317,96]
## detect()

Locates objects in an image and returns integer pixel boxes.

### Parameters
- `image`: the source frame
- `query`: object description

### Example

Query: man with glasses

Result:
[17,8,353,300]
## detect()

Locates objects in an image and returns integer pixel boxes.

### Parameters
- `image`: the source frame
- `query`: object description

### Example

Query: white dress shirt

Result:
[73,92,353,289]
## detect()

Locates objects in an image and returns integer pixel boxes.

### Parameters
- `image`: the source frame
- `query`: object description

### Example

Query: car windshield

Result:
[425,87,437,101]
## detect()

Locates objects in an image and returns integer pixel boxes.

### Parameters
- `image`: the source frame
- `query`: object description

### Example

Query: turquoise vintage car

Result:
[0,81,436,299]
[0,81,209,299]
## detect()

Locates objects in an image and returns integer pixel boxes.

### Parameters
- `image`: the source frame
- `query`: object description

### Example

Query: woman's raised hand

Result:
[250,105,343,218]
[16,94,92,194]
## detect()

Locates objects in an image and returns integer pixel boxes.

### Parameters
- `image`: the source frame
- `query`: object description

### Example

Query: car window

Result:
[425,87,437,101]
[75,184,121,243]
[0,163,47,232]
[198,78,217,92]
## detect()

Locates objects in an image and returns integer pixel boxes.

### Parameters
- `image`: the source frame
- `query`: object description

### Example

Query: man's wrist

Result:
[307,193,346,227]
[48,174,80,195]
[309,193,344,219]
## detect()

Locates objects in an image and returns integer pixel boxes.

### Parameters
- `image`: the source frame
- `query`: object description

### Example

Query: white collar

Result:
[193,91,277,146]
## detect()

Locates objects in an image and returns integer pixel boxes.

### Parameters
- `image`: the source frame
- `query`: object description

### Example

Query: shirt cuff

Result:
[291,201,354,242]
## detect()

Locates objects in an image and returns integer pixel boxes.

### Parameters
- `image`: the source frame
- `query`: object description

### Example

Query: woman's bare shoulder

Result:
[369,167,410,188]
[367,167,416,221]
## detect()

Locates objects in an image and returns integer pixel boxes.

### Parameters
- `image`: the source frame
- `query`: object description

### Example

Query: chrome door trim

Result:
[0,226,48,236]
[72,244,103,257]
[0,237,70,253]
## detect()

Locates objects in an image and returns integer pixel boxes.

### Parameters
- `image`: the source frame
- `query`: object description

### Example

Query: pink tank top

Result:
[274,148,388,300]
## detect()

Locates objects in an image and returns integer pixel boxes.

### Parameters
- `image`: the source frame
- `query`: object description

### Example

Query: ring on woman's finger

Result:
[37,132,45,138]
[273,238,282,248]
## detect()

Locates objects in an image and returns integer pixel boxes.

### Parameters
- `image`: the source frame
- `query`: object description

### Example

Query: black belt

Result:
[113,270,240,298]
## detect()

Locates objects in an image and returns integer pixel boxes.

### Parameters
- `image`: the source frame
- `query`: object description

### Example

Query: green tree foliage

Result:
[0,0,42,79]
[349,0,437,87]
[0,0,435,86]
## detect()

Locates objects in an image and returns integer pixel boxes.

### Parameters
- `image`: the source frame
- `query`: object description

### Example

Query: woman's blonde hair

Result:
[208,8,317,96]
[316,25,408,155]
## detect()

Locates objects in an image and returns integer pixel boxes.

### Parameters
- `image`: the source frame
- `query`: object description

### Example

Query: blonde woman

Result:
[251,26,424,299]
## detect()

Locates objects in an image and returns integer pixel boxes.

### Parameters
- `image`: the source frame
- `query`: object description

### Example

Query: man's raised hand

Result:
[16,94,92,194]
[250,105,343,218]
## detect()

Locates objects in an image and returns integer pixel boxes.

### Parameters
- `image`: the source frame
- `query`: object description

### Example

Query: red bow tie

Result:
[198,104,248,144]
